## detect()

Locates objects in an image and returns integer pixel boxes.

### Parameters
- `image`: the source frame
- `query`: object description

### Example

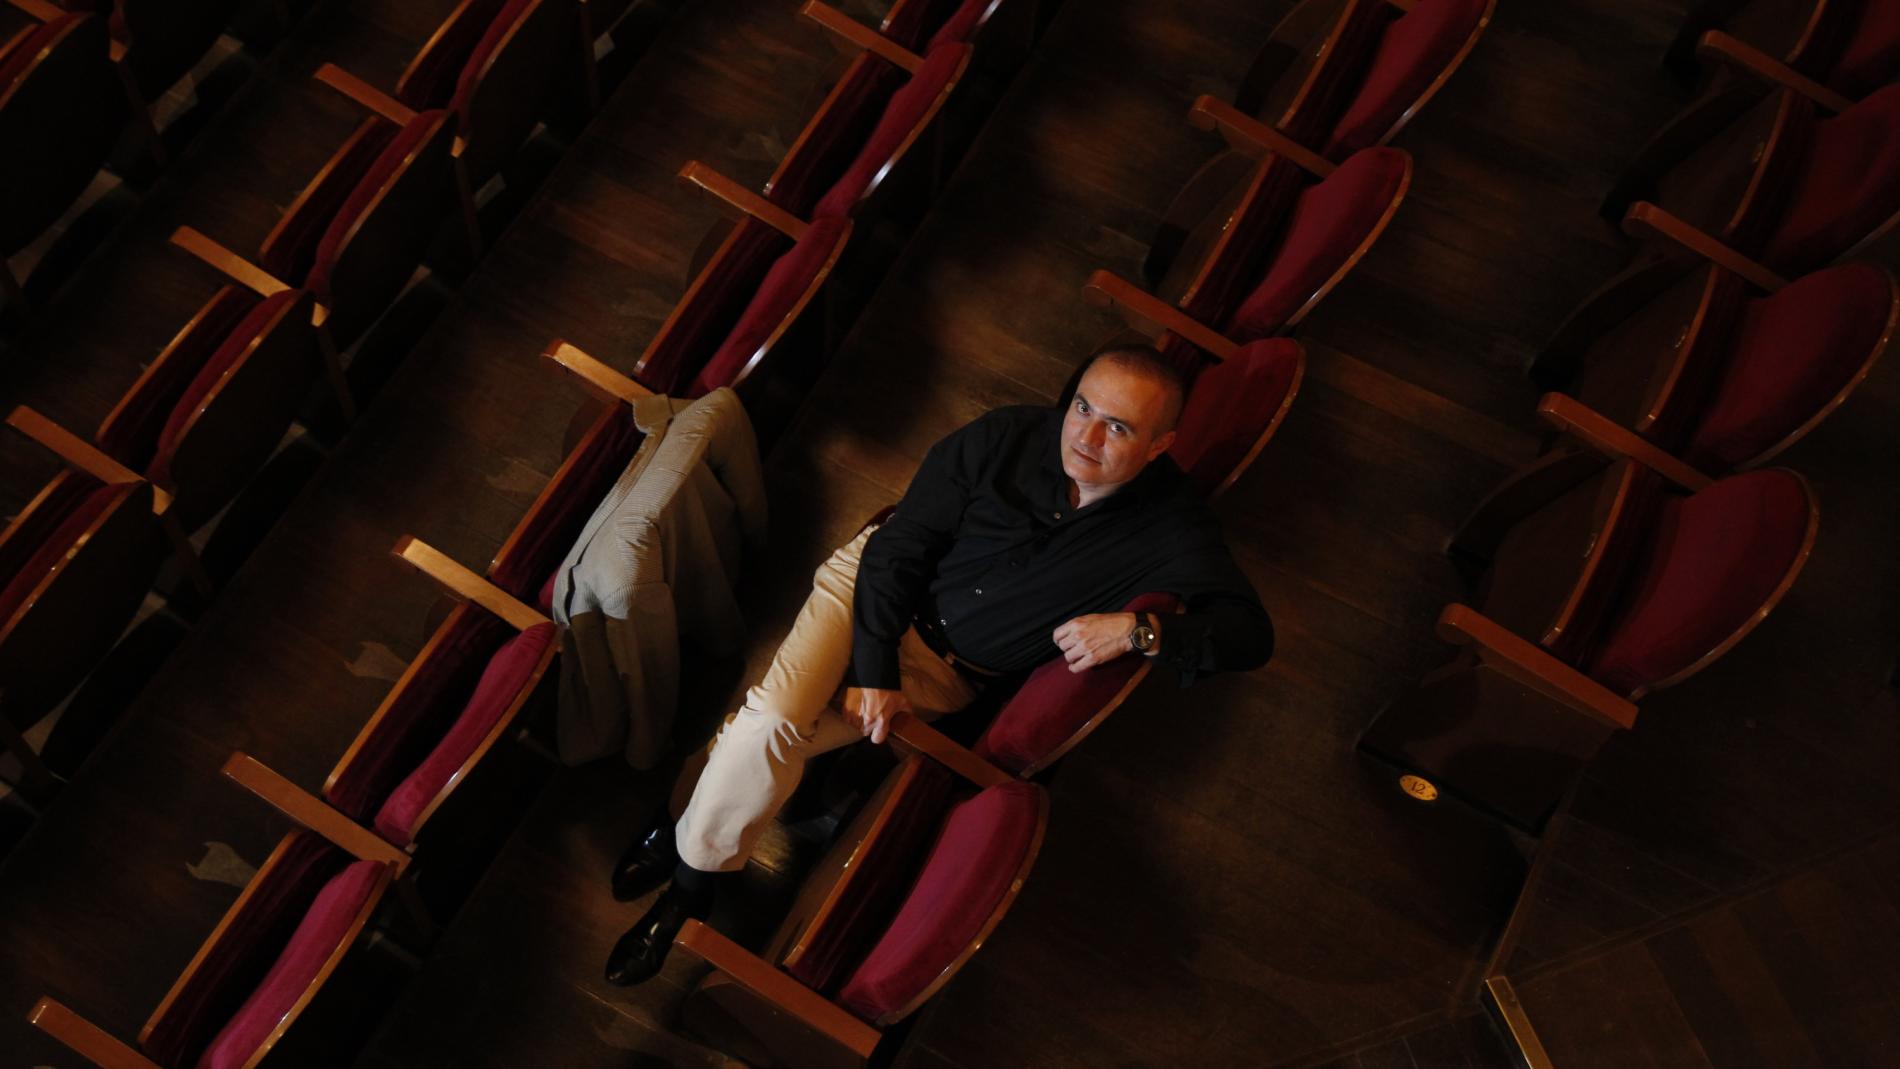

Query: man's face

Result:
[1060,362,1178,492]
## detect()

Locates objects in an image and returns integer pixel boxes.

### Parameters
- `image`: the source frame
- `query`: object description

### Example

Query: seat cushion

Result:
[193,859,385,1069]
[306,109,452,297]
[1169,339,1303,496]
[1760,84,1900,273]
[835,781,1043,1022]
[448,0,537,118]
[881,0,990,50]
[394,0,512,110]
[687,216,850,397]
[811,42,970,220]
[0,15,73,92]
[974,592,1183,775]
[258,119,400,285]
[372,621,555,845]
[1325,0,1489,156]
[1225,147,1408,339]
[0,477,120,629]
[1586,470,1812,695]
[149,289,305,487]
[637,222,788,395]
[96,287,259,473]
[1830,0,1900,99]
[488,404,644,606]
[1686,263,1893,470]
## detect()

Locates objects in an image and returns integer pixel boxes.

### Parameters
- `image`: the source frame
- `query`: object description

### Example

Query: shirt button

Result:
[1052,511,1062,520]
[974,588,983,595]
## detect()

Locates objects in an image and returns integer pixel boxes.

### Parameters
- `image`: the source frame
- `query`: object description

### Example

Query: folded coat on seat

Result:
[549,387,767,767]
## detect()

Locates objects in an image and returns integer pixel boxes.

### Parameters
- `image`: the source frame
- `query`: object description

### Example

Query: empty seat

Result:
[676,753,1047,1066]
[1365,458,1817,829]
[66,0,245,103]
[1671,0,1900,99]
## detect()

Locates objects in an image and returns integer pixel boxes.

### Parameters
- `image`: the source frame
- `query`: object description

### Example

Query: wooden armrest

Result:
[889,712,1012,788]
[6,0,63,21]
[542,339,654,406]
[314,63,419,127]
[1436,605,1638,730]
[1081,270,1239,359]
[1537,393,1712,492]
[27,999,160,1069]
[391,536,550,632]
[677,162,808,240]
[220,753,411,870]
[1621,203,1787,292]
[1697,31,1853,113]
[169,227,292,297]
[799,0,923,73]
[4,406,174,514]
[674,919,883,1059]
[1187,95,1335,178]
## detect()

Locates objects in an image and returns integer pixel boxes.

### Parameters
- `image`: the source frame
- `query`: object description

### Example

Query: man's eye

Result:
[1074,398,1088,413]
[1110,424,1127,436]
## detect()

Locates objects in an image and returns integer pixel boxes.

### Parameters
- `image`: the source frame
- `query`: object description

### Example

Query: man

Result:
[604,344,1274,985]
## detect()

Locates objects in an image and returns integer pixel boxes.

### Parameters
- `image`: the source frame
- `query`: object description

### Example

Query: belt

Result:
[911,614,1003,680]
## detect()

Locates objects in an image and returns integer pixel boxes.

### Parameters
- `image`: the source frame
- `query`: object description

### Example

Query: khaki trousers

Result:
[674,528,980,872]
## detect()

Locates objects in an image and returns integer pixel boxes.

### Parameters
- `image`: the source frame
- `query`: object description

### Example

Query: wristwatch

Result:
[1129,613,1158,654]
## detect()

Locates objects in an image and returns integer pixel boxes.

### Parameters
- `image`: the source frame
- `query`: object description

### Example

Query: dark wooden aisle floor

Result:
[8,0,1899,1066]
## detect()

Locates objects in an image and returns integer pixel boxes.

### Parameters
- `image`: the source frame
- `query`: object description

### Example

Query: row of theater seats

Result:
[17,0,1510,1064]
[1360,0,1900,832]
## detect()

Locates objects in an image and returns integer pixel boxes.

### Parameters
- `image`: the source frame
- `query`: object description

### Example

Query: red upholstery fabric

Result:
[637,221,788,395]
[324,608,515,822]
[396,0,510,110]
[924,0,993,48]
[881,0,990,50]
[1687,263,1893,470]
[811,42,970,220]
[0,14,73,93]
[140,832,344,1067]
[96,287,258,472]
[835,781,1042,1022]
[0,478,119,628]
[1585,470,1812,694]
[1168,339,1303,496]
[372,622,555,844]
[1760,84,1900,273]
[974,592,1183,775]
[193,859,385,1069]
[783,759,956,994]
[489,404,643,605]
[1277,0,1393,149]
[449,0,537,118]
[1830,0,1900,98]
[687,216,850,396]
[769,57,909,216]
[306,109,452,297]
[1324,0,1488,157]
[1177,157,1307,326]
[1224,147,1407,339]
[257,119,399,285]
[148,289,304,487]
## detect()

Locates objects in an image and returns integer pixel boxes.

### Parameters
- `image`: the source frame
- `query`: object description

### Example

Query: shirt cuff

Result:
[852,632,903,691]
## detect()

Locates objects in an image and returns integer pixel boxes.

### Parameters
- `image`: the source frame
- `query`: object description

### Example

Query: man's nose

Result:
[1083,420,1107,447]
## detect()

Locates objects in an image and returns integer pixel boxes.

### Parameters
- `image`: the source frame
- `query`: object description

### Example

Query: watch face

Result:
[1133,625,1155,651]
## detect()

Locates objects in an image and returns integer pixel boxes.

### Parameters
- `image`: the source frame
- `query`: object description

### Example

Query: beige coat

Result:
[549,387,766,767]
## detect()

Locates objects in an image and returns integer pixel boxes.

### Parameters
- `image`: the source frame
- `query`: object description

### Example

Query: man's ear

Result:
[1147,429,1177,461]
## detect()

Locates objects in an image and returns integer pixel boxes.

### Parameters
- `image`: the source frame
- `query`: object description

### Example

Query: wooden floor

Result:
[4,0,1898,1066]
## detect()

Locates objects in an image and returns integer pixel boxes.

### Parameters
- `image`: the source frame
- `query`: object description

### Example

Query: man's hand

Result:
[1053,612,1138,673]
[842,687,910,744]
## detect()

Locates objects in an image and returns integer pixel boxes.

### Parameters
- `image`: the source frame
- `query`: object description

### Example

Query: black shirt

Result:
[851,405,1274,689]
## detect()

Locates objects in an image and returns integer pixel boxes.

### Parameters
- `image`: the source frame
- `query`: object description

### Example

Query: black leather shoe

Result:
[604,883,709,986]
[612,814,678,902]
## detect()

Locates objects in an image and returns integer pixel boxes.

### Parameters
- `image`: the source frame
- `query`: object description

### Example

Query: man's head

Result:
[1060,344,1186,496]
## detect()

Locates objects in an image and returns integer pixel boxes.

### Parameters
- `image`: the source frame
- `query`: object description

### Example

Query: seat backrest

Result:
[686,216,853,397]
[1322,0,1494,157]
[489,402,646,610]
[880,0,1001,50]
[635,220,790,394]
[1252,0,1391,149]
[448,0,576,185]
[395,0,513,110]
[833,779,1048,1026]
[1569,264,1743,448]
[1223,146,1411,339]
[765,54,910,216]
[1585,468,1817,697]
[257,117,401,284]
[1169,338,1305,498]
[323,604,517,823]
[1686,261,1897,470]
[810,41,972,219]
[0,472,159,723]
[1759,83,1900,273]
[139,831,383,1068]
[1173,155,1308,326]
[974,591,1183,776]
[1655,89,1814,254]
[107,0,245,101]
[777,756,957,994]
[1821,0,1900,97]
[0,12,125,255]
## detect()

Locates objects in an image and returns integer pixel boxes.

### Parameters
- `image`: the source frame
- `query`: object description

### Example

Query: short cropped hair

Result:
[1079,343,1188,432]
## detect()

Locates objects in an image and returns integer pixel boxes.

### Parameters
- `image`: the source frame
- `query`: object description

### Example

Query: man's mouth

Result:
[1069,445,1100,466]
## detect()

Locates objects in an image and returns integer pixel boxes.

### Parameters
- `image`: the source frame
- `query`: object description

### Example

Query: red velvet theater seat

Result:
[1758,84,1900,272]
[1323,0,1495,157]
[1672,0,1900,100]
[878,0,1001,51]
[675,753,1048,1065]
[1363,458,1817,830]
[1168,337,1306,498]
[811,41,972,220]
[31,826,399,1069]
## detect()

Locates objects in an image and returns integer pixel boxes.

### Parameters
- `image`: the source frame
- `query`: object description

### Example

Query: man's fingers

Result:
[870,716,889,744]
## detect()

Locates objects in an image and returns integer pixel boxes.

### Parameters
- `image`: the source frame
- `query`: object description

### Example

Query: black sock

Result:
[671,861,718,909]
